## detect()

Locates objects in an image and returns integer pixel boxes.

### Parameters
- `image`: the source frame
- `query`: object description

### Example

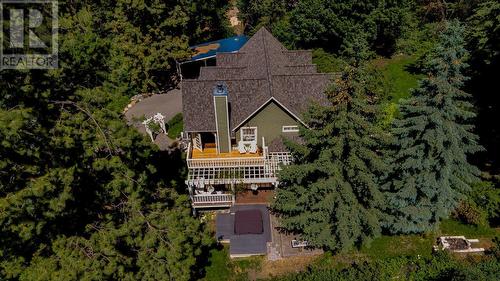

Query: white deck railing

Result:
[186,141,267,168]
[185,138,293,187]
[191,193,234,207]
[187,156,266,168]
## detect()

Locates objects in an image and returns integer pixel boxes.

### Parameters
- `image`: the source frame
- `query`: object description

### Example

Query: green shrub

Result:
[439,219,496,237]
[267,251,500,281]
[470,181,500,226]
[452,200,487,226]
[167,113,183,139]
[312,49,347,73]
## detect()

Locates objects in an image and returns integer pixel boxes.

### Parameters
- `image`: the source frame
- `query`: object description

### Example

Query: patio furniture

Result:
[291,240,309,248]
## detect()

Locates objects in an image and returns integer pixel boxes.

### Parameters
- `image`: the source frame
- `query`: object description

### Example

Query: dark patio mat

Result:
[234,209,263,235]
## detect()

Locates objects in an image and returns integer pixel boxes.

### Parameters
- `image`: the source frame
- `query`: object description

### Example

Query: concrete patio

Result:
[216,204,272,258]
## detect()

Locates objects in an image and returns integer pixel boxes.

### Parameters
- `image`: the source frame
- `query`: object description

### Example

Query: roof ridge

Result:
[285,64,317,67]
[201,66,247,69]
[261,29,274,99]
[182,78,268,82]
[273,73,334,77]
[283,50,312,53]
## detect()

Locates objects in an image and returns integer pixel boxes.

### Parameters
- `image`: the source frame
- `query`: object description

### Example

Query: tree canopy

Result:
[238,0,412,55]
[382,20,482,233]
[0,0,230,279]
[272,67,387,251]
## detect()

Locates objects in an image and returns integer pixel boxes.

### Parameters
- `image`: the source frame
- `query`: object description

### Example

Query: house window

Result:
[282,125,299,133]
[241,127,257,142]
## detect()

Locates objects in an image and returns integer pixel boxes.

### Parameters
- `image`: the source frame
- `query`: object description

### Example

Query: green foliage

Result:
[312,49,347,73]
[204,246,232,281]
[396,19,439,57]
[272,67,387,251]
[439,219,497,237]
[468,1,500,68]
[237,0,292,35]
[202,245,262,281]
[0,89,211,280]
[375,56,423,103]
[146,120,163,134]
[370,55,424,128]
[360,234,433,259]
[167,113,184,139]
[267,251,500,281]
[415,0,486,23]
[382,20,482,234]
[470,181,500,225]
[452,200,488,226]
[238,0,413,56]
[0,1,229,279]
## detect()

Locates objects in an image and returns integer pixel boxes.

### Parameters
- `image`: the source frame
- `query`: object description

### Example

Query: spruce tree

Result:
[272,67,387,251]
[383,20,482,233]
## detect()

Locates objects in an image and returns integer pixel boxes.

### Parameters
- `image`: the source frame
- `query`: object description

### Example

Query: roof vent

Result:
[213,82,228,96]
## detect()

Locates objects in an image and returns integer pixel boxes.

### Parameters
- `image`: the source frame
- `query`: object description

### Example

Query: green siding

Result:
[235,101,299,148]
[214,96,231,153]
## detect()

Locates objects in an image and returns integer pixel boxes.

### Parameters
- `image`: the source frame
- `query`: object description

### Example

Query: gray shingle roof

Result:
[182,27,333,132]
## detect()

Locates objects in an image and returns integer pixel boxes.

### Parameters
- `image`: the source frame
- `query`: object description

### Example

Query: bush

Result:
[470,181,500,226]
[312,49,347,73]
[452,201,487,226]
[167,113,183,139]
[266,251,500,281]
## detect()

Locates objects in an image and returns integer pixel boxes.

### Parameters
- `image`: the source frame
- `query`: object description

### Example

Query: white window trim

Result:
[240,127,258,142]
[282,125,299,133]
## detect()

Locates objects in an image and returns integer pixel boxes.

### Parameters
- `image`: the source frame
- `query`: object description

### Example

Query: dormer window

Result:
[241,127,257,142]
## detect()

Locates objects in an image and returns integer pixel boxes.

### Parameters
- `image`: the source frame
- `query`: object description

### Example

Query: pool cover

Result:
[234,210,263,235]
[190,35,248,61]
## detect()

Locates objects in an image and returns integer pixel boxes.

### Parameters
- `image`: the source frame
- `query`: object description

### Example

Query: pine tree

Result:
[0,0,229,279]
[383,20,482,233]
[272,67,387,251]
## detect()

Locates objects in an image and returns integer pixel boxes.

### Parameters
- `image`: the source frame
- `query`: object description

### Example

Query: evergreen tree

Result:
[383,20,482,233]
[0,0,229,279]
[272,67,387,251]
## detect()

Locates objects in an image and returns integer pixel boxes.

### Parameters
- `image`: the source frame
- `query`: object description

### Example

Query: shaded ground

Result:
[124,89,182,150]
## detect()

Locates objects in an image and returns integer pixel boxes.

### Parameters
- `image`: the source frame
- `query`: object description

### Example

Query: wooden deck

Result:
[191,147,263,159]
[236,190,274,204]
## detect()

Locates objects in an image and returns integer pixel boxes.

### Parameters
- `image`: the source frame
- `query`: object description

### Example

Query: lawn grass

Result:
[202,245,263,281]
[203,246,232,281]
[360,234,434,259]
[372,55,425,127]
[167,113,183,139]
[439,219,498,237]
[373,55,424,103]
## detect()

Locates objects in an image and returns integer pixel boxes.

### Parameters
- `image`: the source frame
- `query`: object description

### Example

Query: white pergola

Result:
[142,113,167,142]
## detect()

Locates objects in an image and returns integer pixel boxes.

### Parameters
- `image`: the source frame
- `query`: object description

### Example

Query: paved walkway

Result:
[269,214,323,259]
[124,89,182,150]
